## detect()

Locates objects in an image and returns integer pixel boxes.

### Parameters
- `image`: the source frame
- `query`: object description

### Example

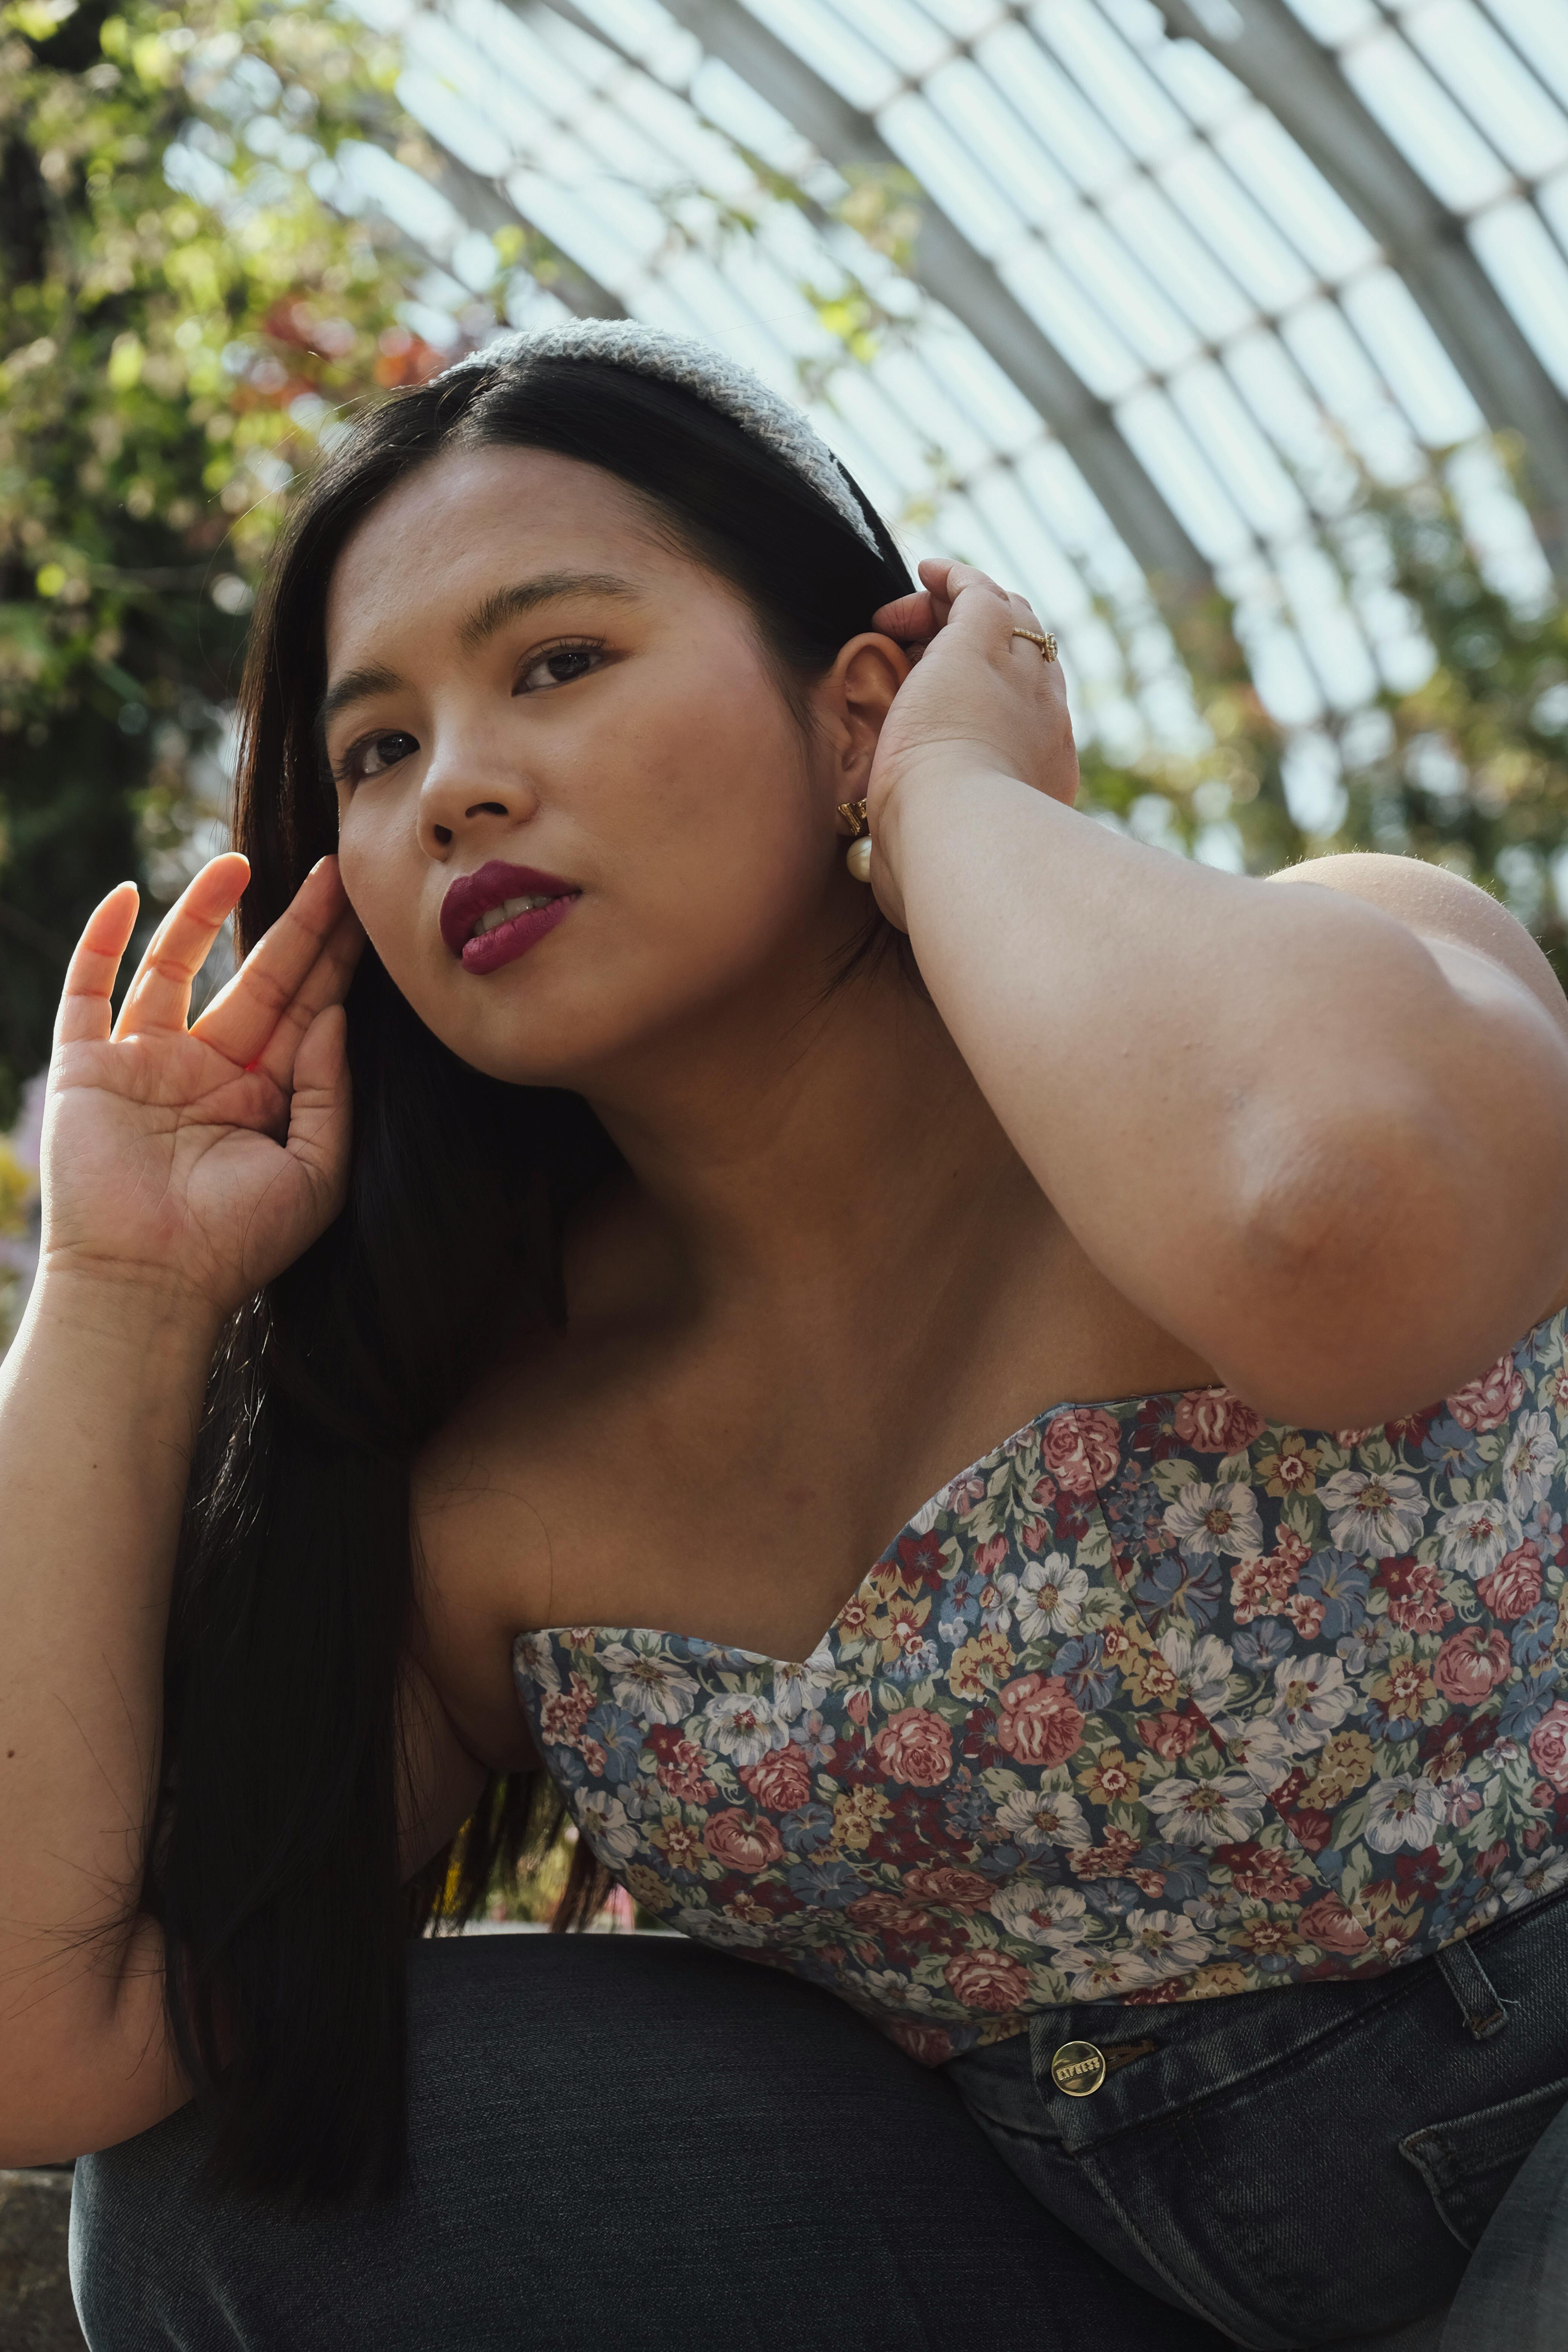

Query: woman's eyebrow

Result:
[456,568,644,651]
[318,663,402,734]
[318,571,645,734]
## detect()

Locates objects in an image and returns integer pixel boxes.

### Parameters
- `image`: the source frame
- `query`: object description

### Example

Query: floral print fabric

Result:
[512,1309,1568,2066]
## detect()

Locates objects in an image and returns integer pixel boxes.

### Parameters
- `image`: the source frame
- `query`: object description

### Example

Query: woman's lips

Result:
[439,859,580,977]
[461,894,576,975]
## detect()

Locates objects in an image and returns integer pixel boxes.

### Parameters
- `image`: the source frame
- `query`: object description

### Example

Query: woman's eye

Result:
[516,639,603,695]
[340,730,418,784]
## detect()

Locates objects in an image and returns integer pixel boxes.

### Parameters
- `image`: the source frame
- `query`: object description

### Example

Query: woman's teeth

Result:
[469,892,557,940]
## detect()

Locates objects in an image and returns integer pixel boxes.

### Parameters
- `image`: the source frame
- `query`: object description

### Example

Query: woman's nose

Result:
[416,740,539,857]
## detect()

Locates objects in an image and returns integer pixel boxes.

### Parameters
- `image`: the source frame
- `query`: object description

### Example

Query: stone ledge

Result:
[0,2171,86,2352]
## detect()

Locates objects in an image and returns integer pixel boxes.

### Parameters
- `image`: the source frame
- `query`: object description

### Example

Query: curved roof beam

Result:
[565,0,1213,591]
[1162,0,1568,582]
[428,148,626,320]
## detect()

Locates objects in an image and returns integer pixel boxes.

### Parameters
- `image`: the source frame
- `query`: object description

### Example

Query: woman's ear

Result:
[820,631,911,792]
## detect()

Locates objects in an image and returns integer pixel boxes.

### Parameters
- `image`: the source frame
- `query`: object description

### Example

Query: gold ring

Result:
[1010,628,1058,660]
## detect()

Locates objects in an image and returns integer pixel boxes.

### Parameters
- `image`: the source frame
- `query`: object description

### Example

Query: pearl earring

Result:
[836,798,872,882]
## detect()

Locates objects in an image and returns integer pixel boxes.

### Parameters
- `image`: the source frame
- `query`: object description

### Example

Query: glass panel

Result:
[734,0,899,110]
[1402,0,1568,181]
[1470,200,1568,392]
[1159,139,1328,309]
[1116,384,1255,562]
[878,90,1027,249]
[1207,109,1377,284]
[969,21,1131,198]
[996,245,1148,401]
[1027,0,1189,159]
[1101,179,1262,341]
[919,55,1076,216]
[1339,267,1487,446]
[1339,25,1512,211]
[1049,210,1201,371]
[1479,0,1568,115]
[1166,358,1312,538]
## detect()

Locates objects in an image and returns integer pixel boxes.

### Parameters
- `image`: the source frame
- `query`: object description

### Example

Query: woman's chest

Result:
[414,1245,1219,1668]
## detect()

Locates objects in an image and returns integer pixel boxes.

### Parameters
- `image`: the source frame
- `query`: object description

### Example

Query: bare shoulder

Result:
[410,1378,563,1780]
[1267,850,1568,1047]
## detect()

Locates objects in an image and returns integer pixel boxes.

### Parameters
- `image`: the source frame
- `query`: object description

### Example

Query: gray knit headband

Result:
[441,320,882,556]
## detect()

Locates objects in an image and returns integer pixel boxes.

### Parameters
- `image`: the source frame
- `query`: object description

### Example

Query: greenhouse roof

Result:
[339,0,1568,804]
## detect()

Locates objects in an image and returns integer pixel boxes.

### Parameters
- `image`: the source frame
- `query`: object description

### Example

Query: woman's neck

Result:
[571,946,1047,1324]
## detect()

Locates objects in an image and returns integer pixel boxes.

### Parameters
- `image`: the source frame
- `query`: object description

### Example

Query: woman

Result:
[4,323,1567,2351]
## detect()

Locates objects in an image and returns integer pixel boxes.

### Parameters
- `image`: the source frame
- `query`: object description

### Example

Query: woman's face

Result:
[324,444,902,1090]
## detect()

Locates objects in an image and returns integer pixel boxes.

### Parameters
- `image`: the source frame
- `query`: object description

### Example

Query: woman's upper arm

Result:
[1,1916,190,2167]
[1267,850,1568,1051]
[1267,852,1568,1324]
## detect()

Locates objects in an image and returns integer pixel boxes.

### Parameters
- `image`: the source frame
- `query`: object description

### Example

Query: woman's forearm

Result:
[890,762,1568,1421]
[0,1271,216,2149]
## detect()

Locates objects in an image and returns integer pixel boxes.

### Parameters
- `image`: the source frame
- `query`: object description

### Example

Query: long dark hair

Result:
[148,349,915,2204]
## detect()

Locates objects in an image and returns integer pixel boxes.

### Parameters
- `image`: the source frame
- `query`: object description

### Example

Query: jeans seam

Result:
[1072,2142,1274,2347]
[1038,1962,1490,2157]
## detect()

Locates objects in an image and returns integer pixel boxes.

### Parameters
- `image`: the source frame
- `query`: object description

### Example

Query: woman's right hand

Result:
[41,852,364,1322]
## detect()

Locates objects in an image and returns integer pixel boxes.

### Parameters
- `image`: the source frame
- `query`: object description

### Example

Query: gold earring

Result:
[836,798,872,883]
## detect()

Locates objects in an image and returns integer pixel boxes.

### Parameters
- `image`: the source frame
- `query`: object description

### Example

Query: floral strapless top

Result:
[512,1310,1568,2066]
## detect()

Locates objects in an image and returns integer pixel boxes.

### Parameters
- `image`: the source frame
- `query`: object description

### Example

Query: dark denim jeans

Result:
[946,1885,1568,2350]
[70,1932,1227,2352]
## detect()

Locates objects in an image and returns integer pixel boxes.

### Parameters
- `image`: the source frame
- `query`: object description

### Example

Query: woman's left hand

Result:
[864,557,1078,927]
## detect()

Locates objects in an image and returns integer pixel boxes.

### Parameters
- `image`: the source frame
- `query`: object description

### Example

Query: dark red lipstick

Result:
[439,860,580,976]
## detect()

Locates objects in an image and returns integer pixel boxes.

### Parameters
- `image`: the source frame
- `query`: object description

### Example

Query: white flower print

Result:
[1435,1493,1521,1580]
[698,1689,787,1766]
[993,1785,1092,1852]
[1161,1480,1265,1559]
[771,1655,833,1722]
[512,1629,560,1698]
[1502,1412,1559,1514]
[1317,1467,1427,1557]
[988,1881,1091,1946]
[1145,1770,1266,1845]
[601,1632,701,1726]
[1067,1951,1161,1999]
[575,1790,638,1866]
[1158,1629,1234,1721]
[1270,1653,1355,1755]
[1000,1553,1090,1643]
[1124,1908,1214,1973]
[1363,1776,1444,1854]
[1498,1847,1568,1909]
[1228,1717,1295,1798]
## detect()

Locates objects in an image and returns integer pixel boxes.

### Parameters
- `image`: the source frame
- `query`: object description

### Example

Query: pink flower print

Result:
[705,1808,785,1874]
[740,1745,813,1811]
[1433,1628,1513,1704]
[1172,1391,1268,1455]
[994,1674,1086,1768]
[1528,1702,1568,1794]
[870,1707,954,1786]
[1448,1355,1527,1433]
[903,1865,994,1911]
[1477,1541,1544,1622]
[1041,1408,1121,1498]
[943,1949,1030,2012]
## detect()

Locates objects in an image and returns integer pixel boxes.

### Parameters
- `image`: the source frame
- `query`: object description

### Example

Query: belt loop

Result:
[1436,1936,1509,2040]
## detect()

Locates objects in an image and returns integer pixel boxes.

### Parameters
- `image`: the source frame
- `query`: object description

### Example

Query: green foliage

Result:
[0,0,444,1122]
